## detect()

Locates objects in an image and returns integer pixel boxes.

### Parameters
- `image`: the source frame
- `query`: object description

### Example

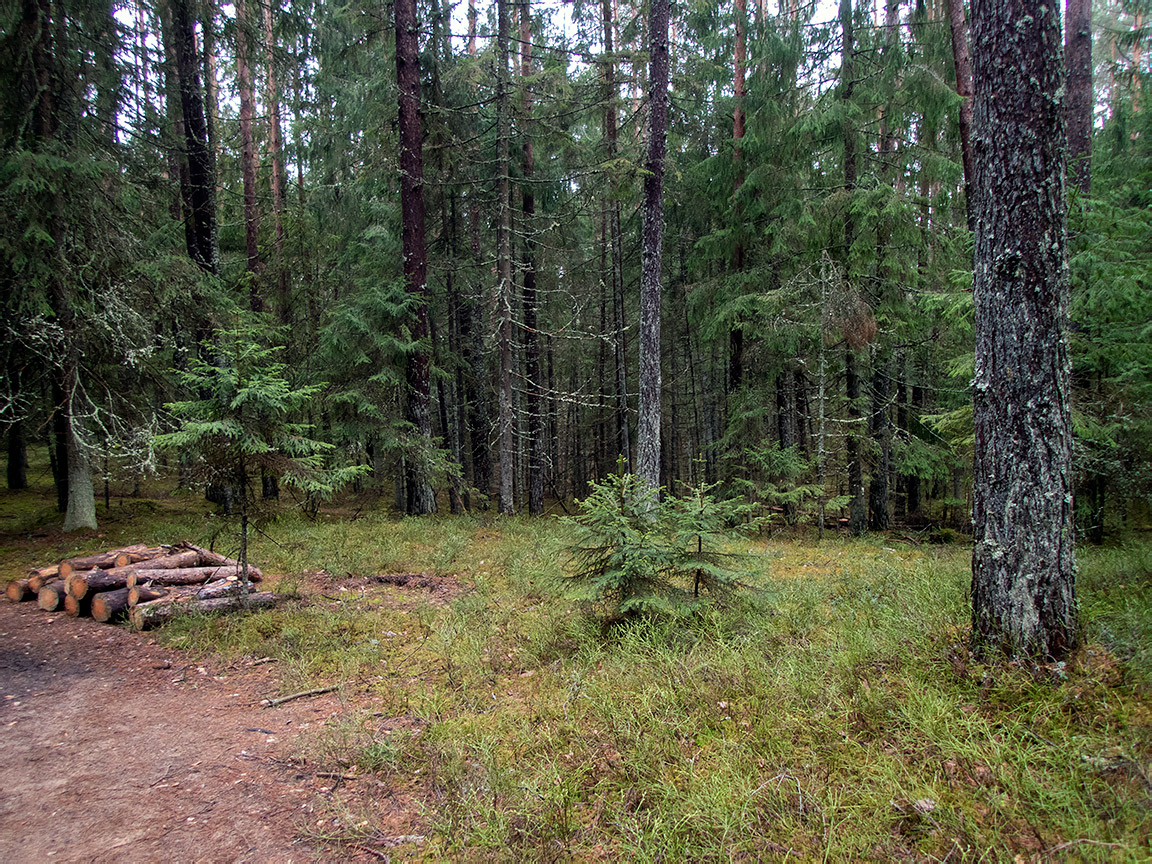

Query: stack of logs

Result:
[6,542,276,629]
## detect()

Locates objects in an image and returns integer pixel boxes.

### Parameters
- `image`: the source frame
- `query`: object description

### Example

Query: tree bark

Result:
[841,0,865,537]
[521,0,544,515]
[1065,0,1092,198]
[396,0,435,515]
[169,0,218,273]
[7,420,27,489]
[263,0,288,317]
[496,0,515,514]
[970,0,1076,660]
[236,0,262,297]
[601,0,630,471]
[638,0,669,496]
[945,0,976,231]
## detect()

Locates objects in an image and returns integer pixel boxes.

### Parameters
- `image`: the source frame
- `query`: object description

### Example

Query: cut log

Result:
[64,593,92,617]
[128,585,172,607]
[92,586,167,623]
[196,580,255,601]
[67,551,202,600]
[173,542,264,578]
[125,565,262,589]
[58,545,166,580]
[28,565,60,580]
[37,581,69,612]
[7,579,34,603]
[30,570,64,592]
[131,591,277,630]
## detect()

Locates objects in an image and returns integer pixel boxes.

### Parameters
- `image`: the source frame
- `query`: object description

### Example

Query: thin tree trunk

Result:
[945,0,975,231]
[970,0,1075,660]
[7,421,27,490]
[396,0,435,514]
[169,0,217,274]
[728,0,747,395]
[236,0,261,297]
[496,0,515,514]
[601,0,630,471]
[867,352,891,530]
[841,0,865,537]
[521,0,543,515]
[263,0,288,317]
[637,0,669,496]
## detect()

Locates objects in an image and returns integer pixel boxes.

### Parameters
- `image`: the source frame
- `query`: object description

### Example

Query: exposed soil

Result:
[0,599,376,863]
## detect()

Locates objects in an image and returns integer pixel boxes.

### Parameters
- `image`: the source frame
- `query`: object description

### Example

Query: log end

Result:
[7,579,33,603]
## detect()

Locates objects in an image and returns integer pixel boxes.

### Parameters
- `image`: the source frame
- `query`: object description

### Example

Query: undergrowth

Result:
[1,475,1150,861]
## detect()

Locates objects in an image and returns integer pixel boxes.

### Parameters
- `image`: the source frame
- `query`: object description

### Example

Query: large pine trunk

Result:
[396,0,435,514]
[969,0,1076,659]
[637,0,669,495]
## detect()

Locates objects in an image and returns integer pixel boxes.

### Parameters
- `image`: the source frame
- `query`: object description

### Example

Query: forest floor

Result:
[2,473,1151,862]
[0,590,394,863]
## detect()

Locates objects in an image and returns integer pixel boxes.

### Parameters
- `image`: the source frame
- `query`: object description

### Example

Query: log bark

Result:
[67,551,201,599]
[28,565,60,581]
[37,581,68,612]
[126,565,263,588]
[128,585,173,606]
[92,587,167,623]
[172,543,264,576]
[30,569,64,592]
[7,579,34,603]
[131,591,276,630]
[58,545,166,580]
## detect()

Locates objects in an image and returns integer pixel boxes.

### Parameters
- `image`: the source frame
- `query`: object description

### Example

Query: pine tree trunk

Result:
[396,0,435,515]
[945,0,975,231]
[7,420,27,490]
[263,0,288,318]
[236,0,262,297]
[169,0,218,274]
[1065,0,1092,198]
[496,0,515,514]
[841,0,865,537]
[867,352,891,531]
[637,0,669,496]
[601,0,630,472]
[521,0,544,516]
[969,0,1076,660]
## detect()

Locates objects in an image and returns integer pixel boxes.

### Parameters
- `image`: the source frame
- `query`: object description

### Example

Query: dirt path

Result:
[0,601,341,863]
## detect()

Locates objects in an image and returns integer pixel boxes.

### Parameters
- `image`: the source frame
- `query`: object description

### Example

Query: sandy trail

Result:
[0,601,334,864]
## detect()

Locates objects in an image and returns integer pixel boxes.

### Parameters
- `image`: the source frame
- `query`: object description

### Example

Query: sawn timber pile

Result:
[6,541,276,629]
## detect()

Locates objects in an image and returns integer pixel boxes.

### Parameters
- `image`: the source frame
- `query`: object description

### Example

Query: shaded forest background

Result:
[2,0,1150,535]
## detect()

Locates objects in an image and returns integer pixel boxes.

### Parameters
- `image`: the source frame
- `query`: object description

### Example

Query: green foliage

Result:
[562,472,760,617]
[154,323,367,504]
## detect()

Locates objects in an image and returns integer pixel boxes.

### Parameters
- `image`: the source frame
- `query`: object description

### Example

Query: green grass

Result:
[2,472,1150,861]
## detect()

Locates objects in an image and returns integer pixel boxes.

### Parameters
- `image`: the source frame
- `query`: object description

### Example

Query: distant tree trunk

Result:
[396,0,435,514]
[728,0,747,394]
[945,0,975,231]
[637,0,668,496]
[235,0,261,298]
[867,352,891,530]
[601,0,630,471]
[970,0,1076,660]
[1065,0,1092,198]
[7,420,27,490]
[521,0,543,515]
[169,0,218,274]
[496,0,515,514]
[841,0,866,537]
[202,0,220,269]
[263,0,288,317]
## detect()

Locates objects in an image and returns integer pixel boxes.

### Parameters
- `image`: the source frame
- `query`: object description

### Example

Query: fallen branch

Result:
[260,684,339,708]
